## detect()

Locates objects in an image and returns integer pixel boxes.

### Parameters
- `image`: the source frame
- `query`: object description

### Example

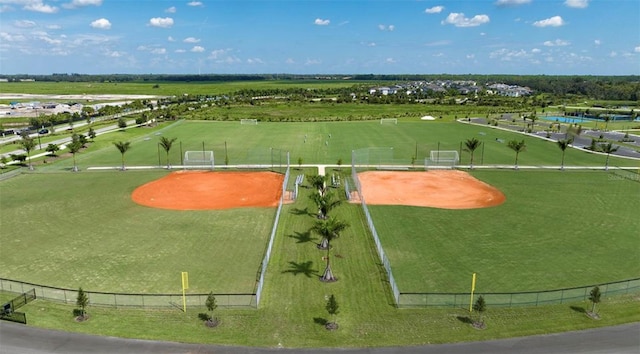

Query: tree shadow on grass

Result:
[281,261,317,278]
[456,316,473,324]
[313,317,328,326]
[290,207,313,217]
[288,231,315,244]
[570,305,586,314]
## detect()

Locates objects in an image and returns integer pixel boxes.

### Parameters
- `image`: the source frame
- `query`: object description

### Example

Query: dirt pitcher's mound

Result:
[132,171,284,210]
[356,170,505,209]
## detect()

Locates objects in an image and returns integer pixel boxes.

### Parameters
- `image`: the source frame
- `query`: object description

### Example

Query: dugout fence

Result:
[351,148,401,305]
[255,151,290,307]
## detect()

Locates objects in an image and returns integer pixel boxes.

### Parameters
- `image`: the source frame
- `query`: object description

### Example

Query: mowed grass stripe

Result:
[0,171,276,294]
[370,170,640,293]
[41,120,639,171]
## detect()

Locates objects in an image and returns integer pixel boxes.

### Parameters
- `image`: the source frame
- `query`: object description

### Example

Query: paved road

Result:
[0,321,638,354]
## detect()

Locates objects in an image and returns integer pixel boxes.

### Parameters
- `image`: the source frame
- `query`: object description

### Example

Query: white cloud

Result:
[149,17,174,28]
[594,39,601,45]
[187,1,203,6]
[175,49,186,53]
[183,37,200,43]
[0,32,26,42]
[191,45,204,53]
[14,20,36,28]
[385,58,396,63]
[564,0,589,8]
[314,18,330,26]
[609,51,617,57]
[495,0,531,6]
[531,48,541,53]
[466,54,475,59]
[367,42,376,47]
[247,58,264,64]
[635,46,640,53]
[151,48,166,55]
[62,0,102,9]
[424,40,451,46]
[543,39,570,46]
[285,58,295,64]
[24,2,58,13]
[90,18,111,30]
[165,6,176,13]
[305,58,321,65]
[489,48,528,61]
[533,16,564,27]
[47,24,61,30]
[167,36,175,42]
[378,24,395,31]
[425,6,444,14]
[442,13,490,27]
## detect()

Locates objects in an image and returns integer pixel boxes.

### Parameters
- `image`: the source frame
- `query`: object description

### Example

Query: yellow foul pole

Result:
[469,273,476,312]
[181,271,189,312]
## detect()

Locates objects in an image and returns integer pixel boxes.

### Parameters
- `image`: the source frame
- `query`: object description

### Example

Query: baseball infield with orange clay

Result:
[131,171,284,210]
[355,170,505,209]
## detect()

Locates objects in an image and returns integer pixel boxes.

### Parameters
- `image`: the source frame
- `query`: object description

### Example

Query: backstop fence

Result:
[351,148,401,305]
[255,151,290,307]
[398,278,640,308]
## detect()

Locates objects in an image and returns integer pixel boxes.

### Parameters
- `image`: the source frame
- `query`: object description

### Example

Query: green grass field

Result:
[32,119,640,172]
[1,114,639,348]
[370,170,640,293]
[0,171,276,294]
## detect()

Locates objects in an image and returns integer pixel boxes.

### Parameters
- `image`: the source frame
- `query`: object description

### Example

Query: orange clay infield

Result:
[131,171,284,210]
[356,170,505,209]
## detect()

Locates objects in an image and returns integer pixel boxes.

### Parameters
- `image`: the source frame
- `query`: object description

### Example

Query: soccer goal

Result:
[184,151,214,169]
[240,119,258,125]
[380,118,397,125]
[425,150,459,169]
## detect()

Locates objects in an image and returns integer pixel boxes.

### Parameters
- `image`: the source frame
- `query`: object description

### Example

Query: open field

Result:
[0,171,277,294]
[1,109,639,348]
[369,170,640,293]
[29,120,640,172]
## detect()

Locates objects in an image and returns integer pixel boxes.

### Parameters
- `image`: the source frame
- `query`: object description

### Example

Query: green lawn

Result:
[32,120,640,172]
[0,171,276,294]
[370,170,640,293]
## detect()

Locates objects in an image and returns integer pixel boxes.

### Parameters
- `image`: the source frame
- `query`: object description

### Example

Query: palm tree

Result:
[556,138,573,171]
[158,136,177,169]
[310,190,342,221]
[67,140,82,172]
[308,174,327,195]
[463,137,482,169]
[20,136,36,170]
[599,142,619,171]
[507,139,527,170]
[311,217,349,282]
[113,141,131,171]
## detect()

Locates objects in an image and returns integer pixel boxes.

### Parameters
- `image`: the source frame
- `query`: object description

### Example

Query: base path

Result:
[131,171,284,210]
[356,170,505,209]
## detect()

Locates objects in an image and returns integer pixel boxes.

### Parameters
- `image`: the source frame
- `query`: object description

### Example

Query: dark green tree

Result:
[463,137,482,169]
[20,136,36,170]
[599,143,619,171]
[308,174,327,195]
[556,138,573,171]
[589,286,601,314]
[46,143,60,157]
[507,139,527,170]
[325,294,339,329]
[88,127,96,140]
[310,190,342,220]
[158,136,177,169]
[473,295,486,326]
[117,117,127,129]
[76,287,89,318]
[113,141,131,171]
[311,217,349,282]
[297,157,303,169]
[68,140,82,172]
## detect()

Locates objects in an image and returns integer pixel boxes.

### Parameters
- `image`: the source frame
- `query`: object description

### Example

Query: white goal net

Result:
[184,151,214,169]
[240,119,258,125]
[380,118,397,125]
[425,150,459,169]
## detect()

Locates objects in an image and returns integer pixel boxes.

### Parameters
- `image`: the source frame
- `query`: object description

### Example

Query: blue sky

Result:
[0,0,638,75]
